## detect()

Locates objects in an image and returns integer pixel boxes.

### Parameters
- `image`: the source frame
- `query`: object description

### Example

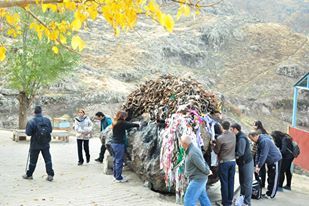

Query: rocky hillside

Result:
[0,3,308,132]
[229,0,309,34]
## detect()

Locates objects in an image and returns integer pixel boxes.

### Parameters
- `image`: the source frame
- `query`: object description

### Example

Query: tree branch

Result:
[0,0,63,8]
[23,8,80,55]
[170,0,224,8]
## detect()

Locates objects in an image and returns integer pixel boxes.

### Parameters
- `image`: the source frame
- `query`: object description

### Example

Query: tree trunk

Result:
[18,91,32,129]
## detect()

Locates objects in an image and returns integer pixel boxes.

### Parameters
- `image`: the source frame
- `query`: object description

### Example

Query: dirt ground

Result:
[0,129,308,206]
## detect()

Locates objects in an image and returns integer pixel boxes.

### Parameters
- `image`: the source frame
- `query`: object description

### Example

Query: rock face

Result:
[127,122,167,192]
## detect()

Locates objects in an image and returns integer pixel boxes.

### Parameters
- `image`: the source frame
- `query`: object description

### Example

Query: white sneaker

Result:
[114,177,128,183]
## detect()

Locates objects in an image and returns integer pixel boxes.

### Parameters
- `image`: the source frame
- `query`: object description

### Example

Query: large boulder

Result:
[127,122,169,192]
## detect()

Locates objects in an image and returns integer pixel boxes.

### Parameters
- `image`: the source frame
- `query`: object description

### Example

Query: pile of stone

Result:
[121,75,220,120]
[123,75,221,195]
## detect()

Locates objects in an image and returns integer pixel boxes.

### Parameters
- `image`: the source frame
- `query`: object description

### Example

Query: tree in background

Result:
[3,8,79,128]
[0,0,223,61]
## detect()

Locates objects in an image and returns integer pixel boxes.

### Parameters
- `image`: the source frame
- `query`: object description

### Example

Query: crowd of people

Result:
[22,106,297,206]
[182,117,297,206]
[22,106,139,185]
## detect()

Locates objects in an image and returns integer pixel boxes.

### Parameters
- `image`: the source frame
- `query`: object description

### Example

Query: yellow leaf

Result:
[183,5,190,17]
[176,5,190,20]
[58,20,69,33]
[0,46,6,61]
[49,30,59,41]
[37,31,43,40]
[71,35,85,51]
[71,19,82,31]
[42,4,48,13]
[60,34,67,44]
[42,4,57,13]
[64,2,76,11]
[29,22,38,30]
[52,46,59,54]
[114,27,120,36]
[7,28,17,37]
[6,13,20,26]
[87,4,98,20]
[195,9,201,16]
[146,0,160,14]
[162,14,174,32]
[0,8,7,17]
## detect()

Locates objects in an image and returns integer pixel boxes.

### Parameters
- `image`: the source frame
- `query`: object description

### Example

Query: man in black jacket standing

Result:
[22,106,54,181]
[231,123,253,206]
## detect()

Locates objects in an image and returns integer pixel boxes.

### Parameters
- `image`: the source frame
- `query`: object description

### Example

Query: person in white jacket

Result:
[74,109,93,165]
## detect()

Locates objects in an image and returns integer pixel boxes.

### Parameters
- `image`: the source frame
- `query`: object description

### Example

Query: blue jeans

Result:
[27,147,54,177]
[219,161,236,206]
[111,143,125,180]
[184,179,211,206]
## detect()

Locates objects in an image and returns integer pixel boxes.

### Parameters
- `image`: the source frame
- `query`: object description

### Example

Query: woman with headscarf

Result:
[111,111,139,183]
[73,109,93,165]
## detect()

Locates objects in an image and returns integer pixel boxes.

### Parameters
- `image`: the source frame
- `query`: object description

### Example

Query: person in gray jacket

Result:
[213,121,236,206]
[231,123,253,206]
[248,131,282,199]
[180,135,211,206]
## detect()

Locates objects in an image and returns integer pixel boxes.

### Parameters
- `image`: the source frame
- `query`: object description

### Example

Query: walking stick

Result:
[25,148,30,174]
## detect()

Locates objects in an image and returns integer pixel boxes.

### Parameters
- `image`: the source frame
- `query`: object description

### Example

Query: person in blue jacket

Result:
[249,131,282,199]
[95,112,112,163]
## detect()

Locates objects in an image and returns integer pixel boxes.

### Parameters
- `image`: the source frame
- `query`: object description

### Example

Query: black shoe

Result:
[22,174,33,180]
[95,158,103,163]
[86,156,90,163]
[283,185,291,190]
[78,162,83,166]
[46,175,53,182]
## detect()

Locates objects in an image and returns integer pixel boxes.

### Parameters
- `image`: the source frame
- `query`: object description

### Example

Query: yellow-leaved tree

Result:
[0,0,223,61]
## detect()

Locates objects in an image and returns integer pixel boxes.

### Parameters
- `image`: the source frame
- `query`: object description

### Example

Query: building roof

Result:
[294,72,309,90]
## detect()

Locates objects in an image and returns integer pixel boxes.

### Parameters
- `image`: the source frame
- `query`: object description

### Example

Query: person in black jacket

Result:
[271,131,294,190]
[111,111,139,183]
[22,106,54,181]
[231,123,253,206]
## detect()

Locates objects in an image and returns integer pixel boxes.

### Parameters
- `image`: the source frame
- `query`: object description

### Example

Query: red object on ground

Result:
[288,126,309,171]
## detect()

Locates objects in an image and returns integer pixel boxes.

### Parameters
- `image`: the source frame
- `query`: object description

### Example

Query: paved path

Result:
[0,130,176,206]
[1,129,309,206]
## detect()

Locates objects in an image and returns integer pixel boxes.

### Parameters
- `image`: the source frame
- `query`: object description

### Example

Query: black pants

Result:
[279,158,294,187]
[98,144,106,161]
[77,139,90,163]
[259,164,266,187]
[266,161,281,198]
[26,147,54,177]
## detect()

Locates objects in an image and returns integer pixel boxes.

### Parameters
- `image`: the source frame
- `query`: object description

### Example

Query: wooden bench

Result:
[12,129,71,142]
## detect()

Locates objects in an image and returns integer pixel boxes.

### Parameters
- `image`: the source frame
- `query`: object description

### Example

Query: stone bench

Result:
[12,129,71,142]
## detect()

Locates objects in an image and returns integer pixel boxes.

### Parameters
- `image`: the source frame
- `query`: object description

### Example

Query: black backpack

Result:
[35,118,51,145]
[252,173,262,199]
[288,141,300,158]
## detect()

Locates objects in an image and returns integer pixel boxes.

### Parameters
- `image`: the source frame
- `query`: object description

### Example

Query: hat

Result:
[34,106,42,114]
